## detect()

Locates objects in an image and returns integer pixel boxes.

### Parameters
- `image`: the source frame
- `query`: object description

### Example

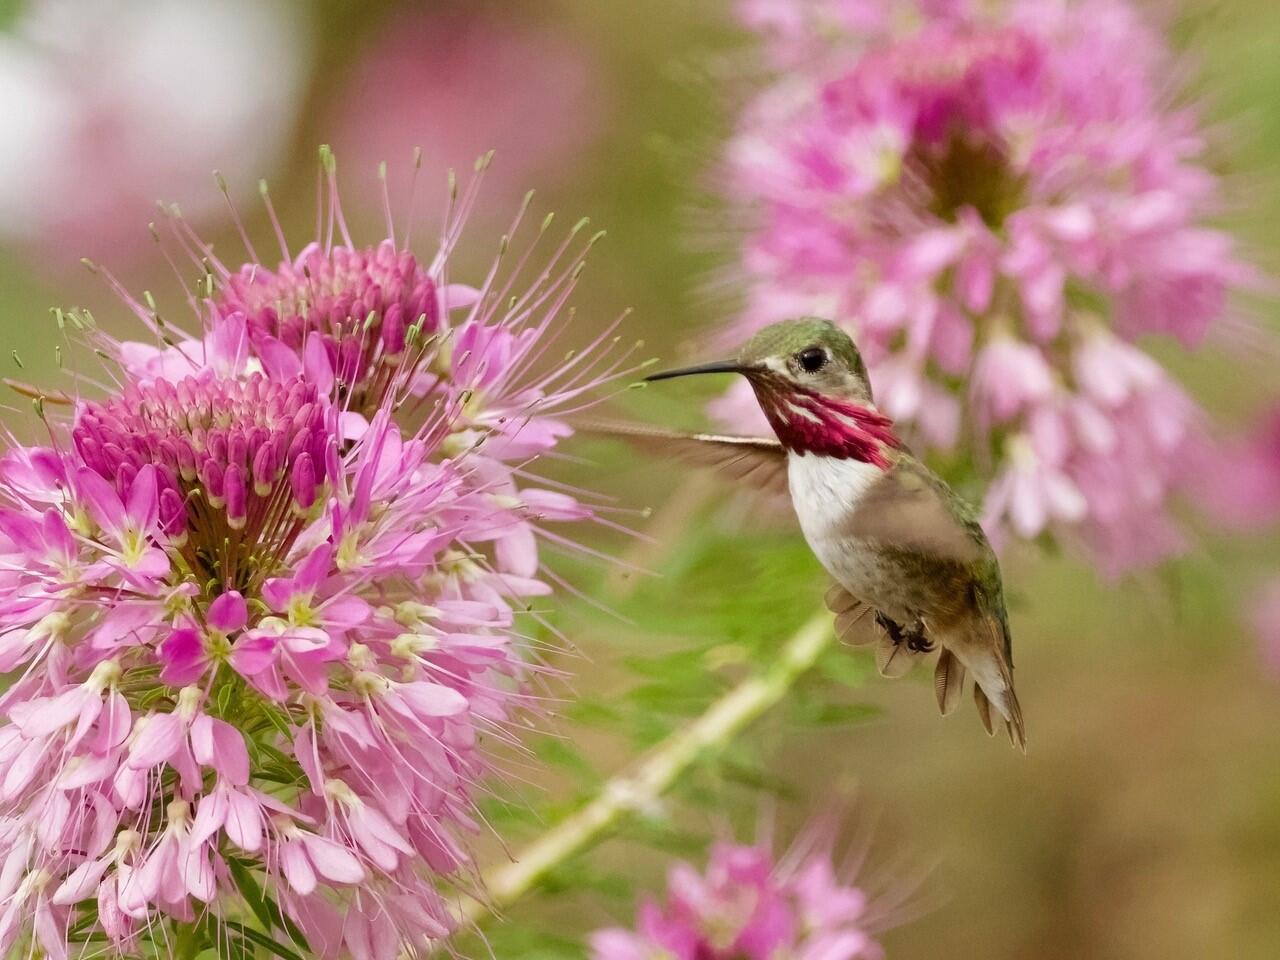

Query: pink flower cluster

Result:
[719,0,1254,573]
[1193,404,1280,530]
[1190,405,1280,673]
[327,6,604,219]
[591,841,882,960]
[1251,579,1280,679]
[0,165,632,957]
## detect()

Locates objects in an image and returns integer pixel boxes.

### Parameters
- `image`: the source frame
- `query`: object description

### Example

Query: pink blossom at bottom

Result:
[591,840,883,960]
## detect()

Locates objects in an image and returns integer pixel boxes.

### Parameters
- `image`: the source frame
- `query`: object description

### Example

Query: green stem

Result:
[457,608,833,927]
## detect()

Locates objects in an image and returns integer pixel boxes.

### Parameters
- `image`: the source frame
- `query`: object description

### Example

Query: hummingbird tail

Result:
[976,660,1025,752]
[948,633,1026,753]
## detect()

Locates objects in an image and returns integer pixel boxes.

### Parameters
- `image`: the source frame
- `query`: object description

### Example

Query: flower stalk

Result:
[458,608,834,926]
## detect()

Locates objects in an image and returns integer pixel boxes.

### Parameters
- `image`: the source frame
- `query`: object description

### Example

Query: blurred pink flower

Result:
[1250,580,1280,677]
[720,0,1256,573]
[592,839,883,960]
[0,0,309,269]
[1191,405,1280,529]
[0,163,634,958]
[327,8,603,218]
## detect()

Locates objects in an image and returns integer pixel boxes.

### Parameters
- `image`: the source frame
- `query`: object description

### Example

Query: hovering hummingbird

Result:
[612,317,1025,749]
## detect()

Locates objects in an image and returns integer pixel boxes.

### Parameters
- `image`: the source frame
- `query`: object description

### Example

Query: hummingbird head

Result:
[646,317,900,465]
[735,317,874,403]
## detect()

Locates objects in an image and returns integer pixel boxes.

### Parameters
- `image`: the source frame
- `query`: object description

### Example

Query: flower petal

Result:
[280,840,317,895]
[207,590,248,633]
[74,468,127,539]
[303,835,365,885]
[399,681,468,718]
[159,628,206,685]
[191,715,250,786]
[126,712,184,770]
[126,464,159,533]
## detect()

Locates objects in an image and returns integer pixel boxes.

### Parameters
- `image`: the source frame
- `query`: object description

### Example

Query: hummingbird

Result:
[614,317,1026,749]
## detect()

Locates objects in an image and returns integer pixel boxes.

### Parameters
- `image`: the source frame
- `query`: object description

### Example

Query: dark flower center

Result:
[911,134,1025,228]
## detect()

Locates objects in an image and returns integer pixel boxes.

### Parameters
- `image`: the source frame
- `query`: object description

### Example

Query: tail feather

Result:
[973,685,995,736]
[957,647,1025,753]
[933,649,965,716]
[942,614,1027,752]
[1002,692,1027,752]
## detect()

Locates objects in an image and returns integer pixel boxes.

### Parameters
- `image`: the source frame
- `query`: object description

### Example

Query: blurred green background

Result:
[1,1,1278,958]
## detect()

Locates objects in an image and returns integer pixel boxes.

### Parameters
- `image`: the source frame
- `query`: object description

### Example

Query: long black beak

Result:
[645,359,751,382]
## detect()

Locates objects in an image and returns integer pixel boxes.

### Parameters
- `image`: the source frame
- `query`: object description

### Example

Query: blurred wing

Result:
[575,420,788,494]
[843,458,986,566]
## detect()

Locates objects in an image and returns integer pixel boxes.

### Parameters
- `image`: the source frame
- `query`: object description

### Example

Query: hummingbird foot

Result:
[873,611,930,678]
[904,624,935,654]
[874,612,935,654]
[874,611,904,644]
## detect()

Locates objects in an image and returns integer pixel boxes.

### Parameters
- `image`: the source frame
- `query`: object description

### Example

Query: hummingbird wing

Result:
[840,456,987,566]
[574,420,789,494]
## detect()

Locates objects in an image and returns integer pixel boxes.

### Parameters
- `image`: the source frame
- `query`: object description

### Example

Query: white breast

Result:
[787,452,882,578]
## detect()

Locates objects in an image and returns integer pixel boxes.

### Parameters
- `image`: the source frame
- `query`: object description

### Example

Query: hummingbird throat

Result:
[753,381,901,467]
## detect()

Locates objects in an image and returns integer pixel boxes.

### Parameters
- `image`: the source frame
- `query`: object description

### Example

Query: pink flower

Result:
[0,156,634,958]
[1251,580,1280,678]
[982,431,1087,543]
[325,7,603,220]
[592,838,883,960]
[1191,405,1280,529]
[971,337,1054,426]
[721,0,1257,573]
[0,0,308,271]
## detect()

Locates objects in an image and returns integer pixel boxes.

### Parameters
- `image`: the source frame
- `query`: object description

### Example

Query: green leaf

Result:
[531,736,595,778]
[223,921,307,960]
[622,647,709,678]
[464,924,587,960]
[563,698,620,724]
[226,858,276,934]
[715,756,801,795]
[215,682,236,718]
[624,679,719,716]
[199,928,252,960]
[479,794,545,830]
[225,858,311,953]
[797,701,881,726]
[815,648,874,686]
[257,702,295,739]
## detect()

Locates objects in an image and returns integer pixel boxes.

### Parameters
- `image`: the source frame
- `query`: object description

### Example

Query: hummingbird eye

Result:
[797,347,828,374]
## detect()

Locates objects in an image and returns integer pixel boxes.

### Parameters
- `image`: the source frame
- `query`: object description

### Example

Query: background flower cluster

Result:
[717,0,1257,575]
